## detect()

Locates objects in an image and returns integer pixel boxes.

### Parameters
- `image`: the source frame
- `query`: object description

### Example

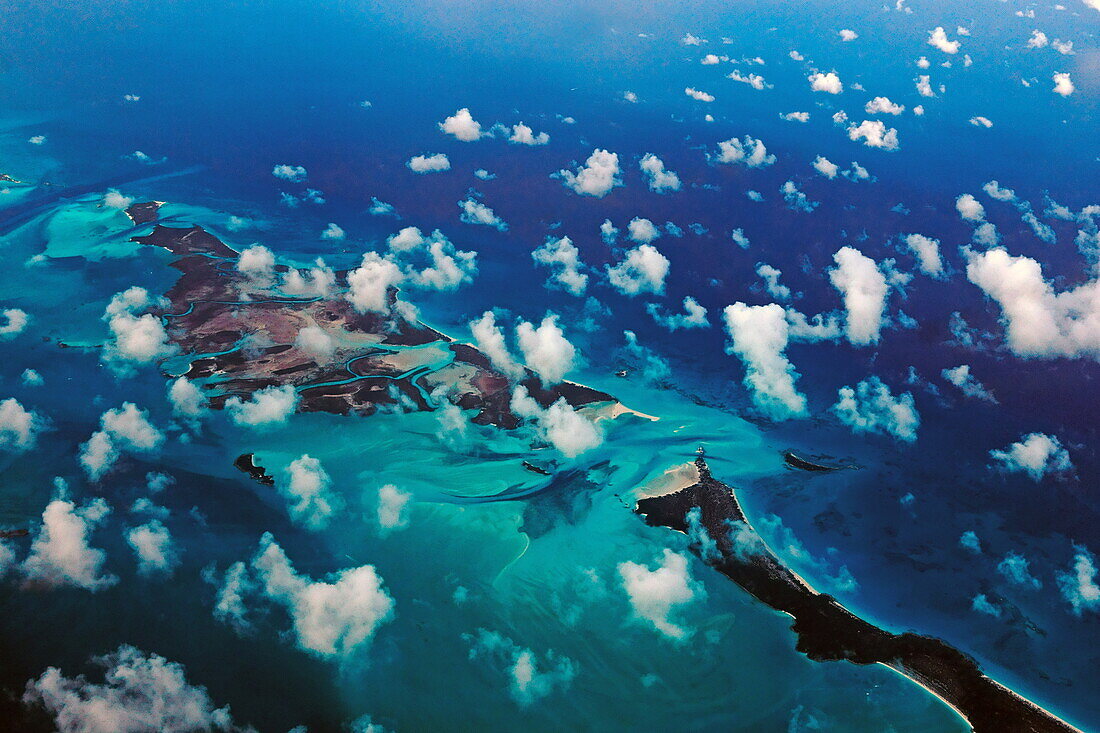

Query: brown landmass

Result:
[127,204,614,426]
[122,200,163,226]
[635,457,1080,733]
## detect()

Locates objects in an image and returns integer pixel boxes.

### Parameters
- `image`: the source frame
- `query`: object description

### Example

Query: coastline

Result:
[634,456,1083,733]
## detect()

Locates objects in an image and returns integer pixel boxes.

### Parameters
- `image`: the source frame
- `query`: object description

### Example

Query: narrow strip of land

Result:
[635,457,1080,733]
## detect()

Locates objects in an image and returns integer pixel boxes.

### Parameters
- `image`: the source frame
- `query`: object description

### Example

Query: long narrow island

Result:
[636,457,1081,733]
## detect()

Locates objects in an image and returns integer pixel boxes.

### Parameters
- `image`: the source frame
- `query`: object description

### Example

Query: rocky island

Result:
[635,457,1080,733]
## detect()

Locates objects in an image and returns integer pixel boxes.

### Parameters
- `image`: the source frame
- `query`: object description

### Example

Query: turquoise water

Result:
[5,0,1097,726]
[0,182,966,730]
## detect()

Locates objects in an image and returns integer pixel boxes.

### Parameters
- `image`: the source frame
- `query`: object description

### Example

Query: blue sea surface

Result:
[0,0,1097,730]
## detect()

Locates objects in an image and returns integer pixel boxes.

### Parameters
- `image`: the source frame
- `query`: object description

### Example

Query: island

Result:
[233,453,275,486]
[783,451,840,472]
[635,456,1080,733]
[127,203,615,428]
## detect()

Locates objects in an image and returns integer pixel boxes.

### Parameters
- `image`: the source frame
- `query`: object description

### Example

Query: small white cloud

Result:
[956,193,986,222]
[79,403,164,481]
[555,149,622,198]
[942,364,996,403]
[407,153,451,173]
[808,71,843,94]
[780,111,810,122]
[23,494,116,590]
[21,369,43,387]
[126,519,179,577]
[963,247,1100,359]
[1052,39,1075,55]
[971,594,1001,617]
[294,325,335,358]
[1052,72,1075,97]
[515,315,576,385]
[723,302,807,419]
[638,153,681,193]
[847,120,899,150]
[509,123,549,146]
[281,455,341,529]
[345,252,404,313]
[812,155,839,179]
[832,376,920,441]
[990,432,1072,480]
[865,96,905,115]
[25,646,241,731]
[969,116,993,128]
[168,377,207,426]
[1058,545,1100,615]
[510,386,602,458]
[960,530,982,554]
[368,197,396,216]
[730,228,750,249]
[463,629,576,706]
[606,245,670,296]
[839,29,858,41]
[627,217,661,244]
[617,549,701,640]
[998,551,1042,588]
[727,70,772,90]
[756,263,792,301]
[320,222,346,241]
[469,311,524,380]
[247,532,395,659]
[283,258,336,298]
[915,74,934,97]
[458,198,508,231]
[714,136,776,167]
[101,287,177,375]
[237,244,276,286]
[439,107,486,141]
[647,296,709,331]
[1027,29,1049,49]
[28,135,46,145]
[532,236,588,296]
[928,26,961,54]
[102,190,134,210]
[272,164,307,182]
[225,385,299,428]
[684,87,715,102]
[376,484,411,533]
[0,308,28,338]
[902,234,944,277]
[0,397,46,452]
[781,180,818,212]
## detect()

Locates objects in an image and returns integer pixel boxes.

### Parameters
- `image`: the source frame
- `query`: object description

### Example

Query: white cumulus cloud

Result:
[723,302,808,420]
[990,432,1072,480]
[225,385,299,427]
[832,376,920,441]
[606,245,670,296]
[638,153,682,193]
[556,149,622,198]
[617,549,701,641]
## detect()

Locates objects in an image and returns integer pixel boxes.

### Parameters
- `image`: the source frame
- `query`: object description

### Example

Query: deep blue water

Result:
[0,0,1098,730]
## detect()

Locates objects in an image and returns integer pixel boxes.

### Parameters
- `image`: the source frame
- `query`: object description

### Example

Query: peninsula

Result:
[635,457,1080,733]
